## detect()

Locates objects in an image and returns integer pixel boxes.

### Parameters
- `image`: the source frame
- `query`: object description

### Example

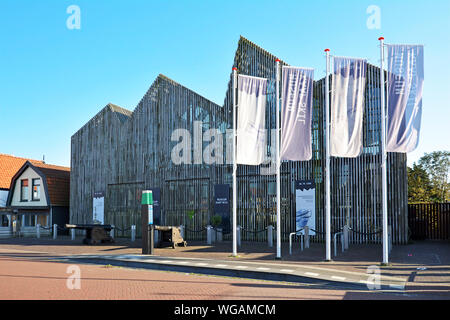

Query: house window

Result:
[32,179,41,201]
[1,215,9,227]
[24,214,36,227]
[21,179,29,201]
[37,215,47,227]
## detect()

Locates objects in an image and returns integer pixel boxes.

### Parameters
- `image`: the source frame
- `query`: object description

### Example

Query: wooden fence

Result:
[408,203,450,240]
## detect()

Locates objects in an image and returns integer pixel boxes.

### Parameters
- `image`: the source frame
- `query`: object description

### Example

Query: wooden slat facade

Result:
[408,203,450,240]
[70,36,408,244]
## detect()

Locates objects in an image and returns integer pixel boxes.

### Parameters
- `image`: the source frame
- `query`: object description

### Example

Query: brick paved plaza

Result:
[0,237,448,299]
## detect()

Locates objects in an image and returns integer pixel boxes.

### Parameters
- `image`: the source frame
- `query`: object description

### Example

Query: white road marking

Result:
[256,267,271,271]
[280,269,294,273]
[159,260,173,263]
[389,284,405,290]
[235,266,248,269]
[196,263,208,266]
[331,276,346,281]
[305,272,319,277]
[215,264,227,267]
[359,280,369,284]
[176,261,188,264]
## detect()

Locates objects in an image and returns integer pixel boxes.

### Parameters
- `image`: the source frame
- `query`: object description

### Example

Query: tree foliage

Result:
[408,151,450,203]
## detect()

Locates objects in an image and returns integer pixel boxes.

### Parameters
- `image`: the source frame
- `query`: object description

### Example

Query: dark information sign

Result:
[214,184,230,233]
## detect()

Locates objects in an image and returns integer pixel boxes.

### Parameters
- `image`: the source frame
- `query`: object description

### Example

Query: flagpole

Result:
[324,49,331,262]
[232,67,238,257]
[378,37,389,265]
[275,59,281,259]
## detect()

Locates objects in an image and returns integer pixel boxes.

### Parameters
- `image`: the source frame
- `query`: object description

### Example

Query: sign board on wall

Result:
[93,192,104,224]
[295,180,316,235]
[214,184,230,234]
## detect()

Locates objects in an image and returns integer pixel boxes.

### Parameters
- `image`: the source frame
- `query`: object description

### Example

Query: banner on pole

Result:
[386,45,424,153]
[93,192,104,224]
[236,74,268,165]
[331,57,367,158]
[280,67,314,161]
[295,180,316,235]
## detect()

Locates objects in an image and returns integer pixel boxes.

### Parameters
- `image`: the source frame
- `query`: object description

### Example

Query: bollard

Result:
[179,225,184,239]
[154,229,159,247]
[237,225,241,247]
[71,228,75,240]
[131,225,136,242]
[53,224,57,240]
[304,226,310,249]
[217,228,223,242]
[343,225,349,250]
[36,224,40,239]
[207,225,212,245]
[267,225,273,248]
[111,225,115,239]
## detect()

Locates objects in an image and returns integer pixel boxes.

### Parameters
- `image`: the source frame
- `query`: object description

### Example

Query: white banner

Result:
[236,74,268,165]
[281,67,314,161]
[331,57,367,158]
[93,192,104,224]
[386,45,424,153]
[295,180,316,236]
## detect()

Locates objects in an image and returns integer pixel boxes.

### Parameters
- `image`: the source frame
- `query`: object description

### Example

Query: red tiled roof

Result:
[32,162,70,207]
[0,154,44,189]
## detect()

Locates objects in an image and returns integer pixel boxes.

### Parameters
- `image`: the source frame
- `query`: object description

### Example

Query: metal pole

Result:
[275,59,281,259]
[324,49,332,261]
[232,67,238,257]
[379,37,389,265]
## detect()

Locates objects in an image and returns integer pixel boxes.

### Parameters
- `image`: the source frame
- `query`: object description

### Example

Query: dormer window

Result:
[20,179,28,201]
[32,179,41,201]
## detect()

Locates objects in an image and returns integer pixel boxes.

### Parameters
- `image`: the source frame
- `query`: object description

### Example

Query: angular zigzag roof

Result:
[74,36,283,136]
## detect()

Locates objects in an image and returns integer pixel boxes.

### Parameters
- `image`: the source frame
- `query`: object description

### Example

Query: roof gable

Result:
[0,154,44,189]
[6,161,70,207]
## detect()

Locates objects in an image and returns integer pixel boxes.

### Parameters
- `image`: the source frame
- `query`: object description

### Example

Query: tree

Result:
[417,151,450,202]
[407,163,433,203]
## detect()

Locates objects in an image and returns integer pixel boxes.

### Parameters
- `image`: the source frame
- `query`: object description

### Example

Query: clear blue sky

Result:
[0,0,449,167]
